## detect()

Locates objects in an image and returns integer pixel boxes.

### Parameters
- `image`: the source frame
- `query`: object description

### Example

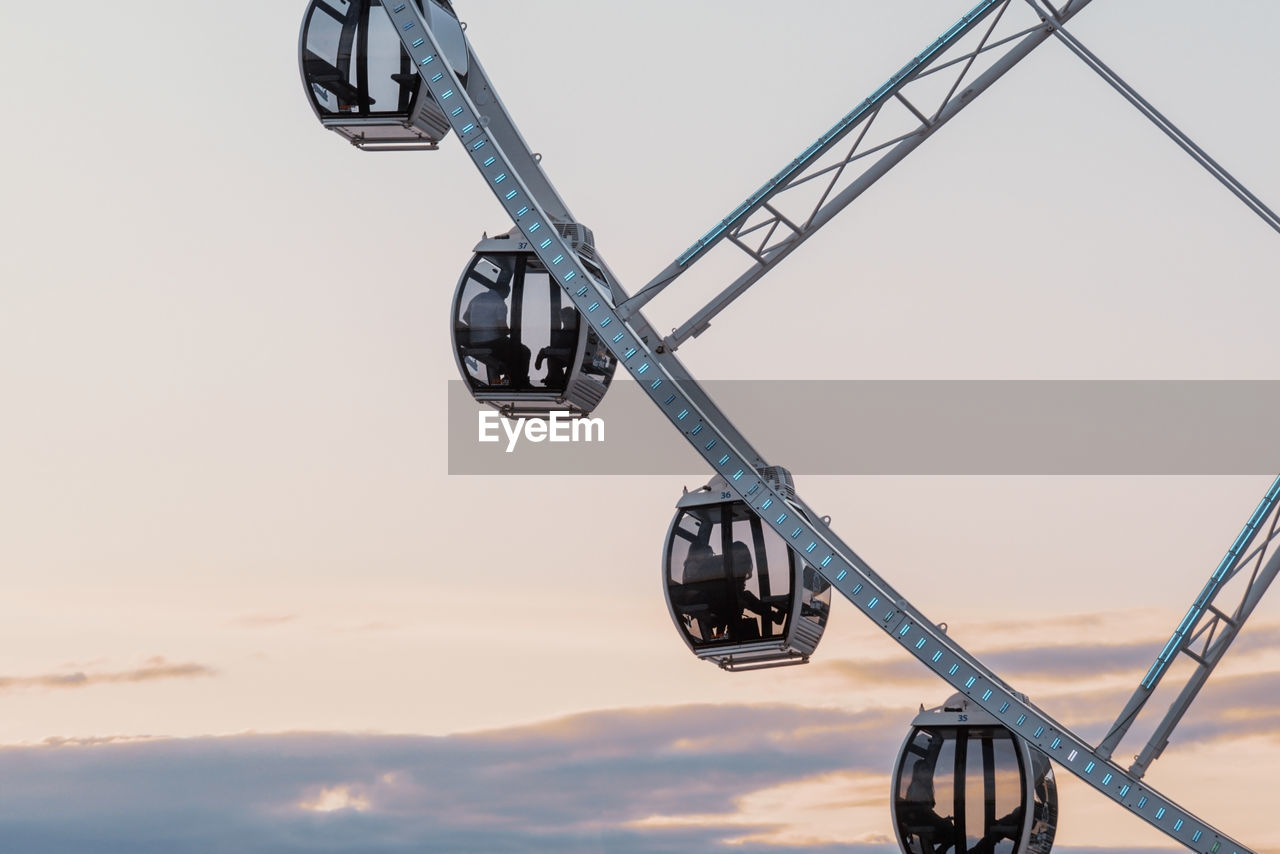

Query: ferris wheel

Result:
[297,2,1280,852]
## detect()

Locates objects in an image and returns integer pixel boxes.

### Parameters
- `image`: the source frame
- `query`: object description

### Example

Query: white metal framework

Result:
[620,0,1102,348]
[349,2,1278,851]
[1099,479,1280,777]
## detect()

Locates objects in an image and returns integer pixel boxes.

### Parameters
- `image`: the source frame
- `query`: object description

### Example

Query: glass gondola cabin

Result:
[893,695,1058,854]
[663,476,832,671]
[453,231,617,417]
[299,0,468,150]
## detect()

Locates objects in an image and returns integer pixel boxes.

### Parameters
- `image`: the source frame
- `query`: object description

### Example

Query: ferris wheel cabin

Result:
[453,230,617,417]
[299,0,468,150]
[893,695,1058,854]
[663,476,832,671]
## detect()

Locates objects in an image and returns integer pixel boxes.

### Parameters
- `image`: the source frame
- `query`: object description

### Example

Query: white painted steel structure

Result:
[305,2,1280,851]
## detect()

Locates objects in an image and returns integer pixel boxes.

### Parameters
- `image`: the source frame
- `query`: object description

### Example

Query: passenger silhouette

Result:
[899,758,957,854]
[682,543,719,583]
[461,277,530,388]
[966,805,1023,854]
[679,543,729,641]
[673,540,788,643]
[535,307,578,389]
[729,540,785,633]
[967,753,1048,853]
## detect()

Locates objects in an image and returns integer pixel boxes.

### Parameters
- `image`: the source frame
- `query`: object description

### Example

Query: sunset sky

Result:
[3,1,1280,851]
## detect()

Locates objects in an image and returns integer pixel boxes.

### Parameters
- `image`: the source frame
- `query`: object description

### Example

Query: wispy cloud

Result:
[39,735,159,748]
[0,657,215,692]
[816,638,1155,687]
[965,612,1113,636]
[0,702,1260,852]
[1105,670,1280,749]
[0,705,906,853]
[990,668,1280,752]
[818,623,1280,687]
[815,622,1280,751]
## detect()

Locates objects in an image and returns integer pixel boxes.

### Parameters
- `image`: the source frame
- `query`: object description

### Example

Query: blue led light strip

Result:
[1142,475,1280,688]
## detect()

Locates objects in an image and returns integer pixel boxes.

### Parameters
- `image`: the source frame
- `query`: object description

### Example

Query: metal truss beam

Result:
[613,0,1098,350]
[1043,16,1280,236]
[1097,477,1280,777]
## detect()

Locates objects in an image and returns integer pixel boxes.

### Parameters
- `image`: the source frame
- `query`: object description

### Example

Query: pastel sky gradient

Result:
[3,1,1280,851]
